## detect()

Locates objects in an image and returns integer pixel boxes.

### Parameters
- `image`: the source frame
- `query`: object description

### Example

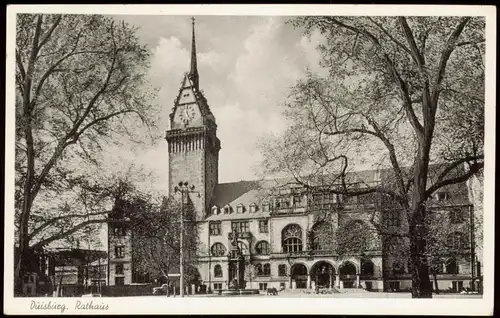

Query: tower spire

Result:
[189,17,199,89]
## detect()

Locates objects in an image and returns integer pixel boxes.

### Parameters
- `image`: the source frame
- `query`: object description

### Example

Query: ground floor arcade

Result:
[196,256,386,292]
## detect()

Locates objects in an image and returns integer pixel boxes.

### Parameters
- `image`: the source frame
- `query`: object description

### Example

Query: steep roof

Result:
[206,165,473,220]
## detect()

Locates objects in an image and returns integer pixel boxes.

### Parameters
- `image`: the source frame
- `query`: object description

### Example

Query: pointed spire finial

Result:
[189,16,199,89]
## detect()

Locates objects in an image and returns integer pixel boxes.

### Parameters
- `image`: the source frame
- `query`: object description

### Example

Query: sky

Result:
[103,15,327,195]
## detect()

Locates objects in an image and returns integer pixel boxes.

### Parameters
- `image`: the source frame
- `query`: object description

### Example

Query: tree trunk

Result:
[410,232,433,298]
[14,256,23,296]
[57,275,63,297]
[409,133,434,298]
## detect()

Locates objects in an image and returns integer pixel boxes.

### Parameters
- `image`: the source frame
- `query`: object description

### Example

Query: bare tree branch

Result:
[31,218,107,250]
[425,161,483,199]
[431,17,471,105]
[28,210,110,241]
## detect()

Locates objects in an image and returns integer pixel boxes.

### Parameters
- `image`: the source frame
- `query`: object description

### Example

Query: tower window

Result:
[113,225,126,237]
[116,264,124,274]
[115,246,125,258]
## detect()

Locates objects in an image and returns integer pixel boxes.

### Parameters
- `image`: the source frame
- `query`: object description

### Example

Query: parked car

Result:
[152,284,169,295]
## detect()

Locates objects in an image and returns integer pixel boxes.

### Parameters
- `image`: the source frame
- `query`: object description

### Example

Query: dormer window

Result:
[249,203,257,213]
[224,205,231,214]
[435,192,450,201]
[211,206,219,215]
[262,203,270,212]
[237,204,245,213]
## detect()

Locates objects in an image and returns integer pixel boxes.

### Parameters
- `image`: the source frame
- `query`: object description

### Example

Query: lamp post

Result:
[174,181,196,297]
[287,253,295,289]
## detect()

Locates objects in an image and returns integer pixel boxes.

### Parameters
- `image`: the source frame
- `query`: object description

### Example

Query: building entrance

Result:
[290,264,308,289]
[311,261,335,288]
[339,262,357,288]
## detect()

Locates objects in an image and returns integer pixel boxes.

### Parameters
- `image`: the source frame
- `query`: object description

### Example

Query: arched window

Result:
[361,259,374,276]
[214,264,223,278]
[278,264,287,277]
[282,224,303,253]
[446,232,467,250]
[310,221,333,251]
[263,263,271,276]
[392,261,405,276]
[255,241,270,255]
[211,243,226,257]
[445,258,459,274]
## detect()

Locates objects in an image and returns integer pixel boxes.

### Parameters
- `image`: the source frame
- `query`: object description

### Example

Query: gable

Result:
[169,74,215,130]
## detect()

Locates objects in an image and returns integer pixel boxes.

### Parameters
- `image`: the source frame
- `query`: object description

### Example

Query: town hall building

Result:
[107,20,480,294]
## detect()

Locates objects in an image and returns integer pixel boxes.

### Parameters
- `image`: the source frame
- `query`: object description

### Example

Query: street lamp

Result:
[286,252,295,289]
[174,181,196,297]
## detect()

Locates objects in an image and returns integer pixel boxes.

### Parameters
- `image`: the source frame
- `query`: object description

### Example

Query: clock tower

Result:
[166,18,221,221]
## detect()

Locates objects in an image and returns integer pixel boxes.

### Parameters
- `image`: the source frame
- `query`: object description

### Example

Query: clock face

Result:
[179,104,197,125]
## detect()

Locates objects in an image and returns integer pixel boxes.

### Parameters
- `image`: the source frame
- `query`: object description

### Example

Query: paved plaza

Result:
[163,292,482,299]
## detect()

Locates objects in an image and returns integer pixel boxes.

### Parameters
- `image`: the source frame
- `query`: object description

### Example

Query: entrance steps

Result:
[340,288,371,293]
[280,287,343,295]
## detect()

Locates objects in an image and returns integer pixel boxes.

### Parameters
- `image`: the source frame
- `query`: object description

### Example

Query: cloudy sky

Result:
[105,15,326,194]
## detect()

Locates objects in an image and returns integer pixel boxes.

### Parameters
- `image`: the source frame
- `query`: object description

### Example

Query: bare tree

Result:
[14,13,156,295]
[129,196,199,289]
[260,16,484,298]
